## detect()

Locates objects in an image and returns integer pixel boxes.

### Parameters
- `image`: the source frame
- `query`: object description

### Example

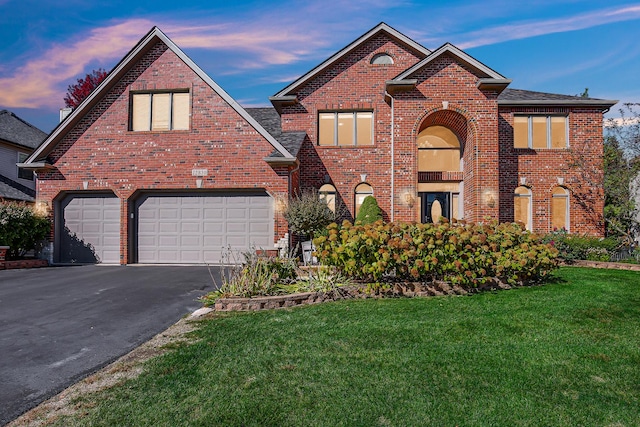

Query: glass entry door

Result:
[420,192,450,223]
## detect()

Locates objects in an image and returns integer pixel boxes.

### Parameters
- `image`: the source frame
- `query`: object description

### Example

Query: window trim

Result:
[514,114,568,149]
[514,186,532,231]
[551,186,570,232]
[319,184,337,213]
[318,111,374,147]
[130,90,190,132]
[354,182,373,215]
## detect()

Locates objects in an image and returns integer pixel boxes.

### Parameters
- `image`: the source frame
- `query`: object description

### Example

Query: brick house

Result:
[23,23,616,264]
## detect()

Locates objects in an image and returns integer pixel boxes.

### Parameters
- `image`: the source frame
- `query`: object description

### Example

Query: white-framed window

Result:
[514,115,568,149]
[319,184,337,212]
[355,183,373,215]
[131,91,190,131]
[551,186,569,231]
[318,111,373,146]
[514,186,532,230]
[17,152,33,180]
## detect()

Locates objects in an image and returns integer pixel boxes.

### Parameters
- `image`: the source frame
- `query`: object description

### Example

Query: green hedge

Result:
[314,220,559,286]
[0,202,50,259]
[541,229,619,262]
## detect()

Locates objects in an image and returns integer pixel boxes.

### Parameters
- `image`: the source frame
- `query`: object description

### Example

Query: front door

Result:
[420,192,450,223]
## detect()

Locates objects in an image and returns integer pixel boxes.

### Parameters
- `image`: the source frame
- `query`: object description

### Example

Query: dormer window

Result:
[371,53,394,65]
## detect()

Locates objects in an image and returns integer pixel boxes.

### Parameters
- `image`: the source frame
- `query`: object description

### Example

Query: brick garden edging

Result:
[213,280,515,312]
[565,260,640,271]
[0,246,49,270]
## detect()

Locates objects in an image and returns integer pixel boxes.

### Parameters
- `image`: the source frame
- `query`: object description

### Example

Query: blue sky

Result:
[1,0,639,133]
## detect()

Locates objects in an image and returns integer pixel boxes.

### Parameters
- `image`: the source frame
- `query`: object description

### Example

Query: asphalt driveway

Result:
[0,264,220,426]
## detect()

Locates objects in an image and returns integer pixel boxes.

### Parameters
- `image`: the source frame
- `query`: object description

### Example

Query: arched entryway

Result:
[415,110,468,223]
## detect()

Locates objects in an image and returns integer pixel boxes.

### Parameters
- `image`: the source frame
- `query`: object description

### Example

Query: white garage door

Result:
[59,194,121,264]
[136,193,273,264]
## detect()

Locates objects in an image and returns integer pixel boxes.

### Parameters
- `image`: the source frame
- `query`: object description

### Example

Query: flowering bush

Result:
[0,202,50,259]
[313,219,559,287]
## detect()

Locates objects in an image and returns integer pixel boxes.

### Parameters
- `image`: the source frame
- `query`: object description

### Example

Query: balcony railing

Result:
[418,171,464,182]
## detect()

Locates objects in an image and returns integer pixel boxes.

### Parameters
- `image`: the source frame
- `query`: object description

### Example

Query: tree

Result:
[283,190,337,240]
[355,195,383,224]
[63,68,108,108]
[603,103,640,241]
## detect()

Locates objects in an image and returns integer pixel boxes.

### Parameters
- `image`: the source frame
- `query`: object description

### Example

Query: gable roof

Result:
[0,110,47,151]
[271,22,431,100]
[25,27,294,167]
[498,88,617,108]
[392,42,511,93]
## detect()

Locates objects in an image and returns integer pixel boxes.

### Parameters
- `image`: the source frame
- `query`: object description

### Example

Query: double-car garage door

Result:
[58,192,274,264]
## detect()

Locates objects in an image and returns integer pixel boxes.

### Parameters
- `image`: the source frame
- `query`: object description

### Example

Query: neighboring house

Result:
[22,23,616,265]
[0,110,47,202]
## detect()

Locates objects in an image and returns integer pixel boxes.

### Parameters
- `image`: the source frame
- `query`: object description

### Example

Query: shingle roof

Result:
[498,88,617,107]
[0,110,47,150]
[0,173,35,202]
[245,108,306,158]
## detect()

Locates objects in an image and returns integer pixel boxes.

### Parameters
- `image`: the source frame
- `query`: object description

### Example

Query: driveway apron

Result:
[0,265,219,425]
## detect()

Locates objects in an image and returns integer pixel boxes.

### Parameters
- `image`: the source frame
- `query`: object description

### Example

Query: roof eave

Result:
[17,162,55,171]
[264,156,299,166]
[385,79,418,95]
[477,78,512,94]
[269,95,298,112]
[498,99,618,108]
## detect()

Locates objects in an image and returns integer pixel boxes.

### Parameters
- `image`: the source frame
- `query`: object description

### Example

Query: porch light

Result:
[483,189,497,208]
[402,191,416,208]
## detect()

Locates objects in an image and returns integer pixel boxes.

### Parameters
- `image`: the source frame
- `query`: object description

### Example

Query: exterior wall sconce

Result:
[557,177,565,185]
[82,181,89,190]
[402,191,416,208]
[483,189,497,208]
[274,193,288,213]
[196,178,203,188]
[360,173,367,182]
[34,201,49,216]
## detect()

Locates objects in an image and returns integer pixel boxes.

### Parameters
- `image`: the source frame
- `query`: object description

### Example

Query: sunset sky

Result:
[1,0,639,133]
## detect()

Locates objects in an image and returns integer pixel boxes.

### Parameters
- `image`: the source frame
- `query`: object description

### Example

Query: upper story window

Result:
[416,125,461,172]
[371,53,394,65]
[514,115,567,149]
[17,152,33,180]
[131,91,190,131]
[318,111,373,146]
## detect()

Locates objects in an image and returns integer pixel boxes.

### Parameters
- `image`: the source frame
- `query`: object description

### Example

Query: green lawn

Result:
[55,267,639,426]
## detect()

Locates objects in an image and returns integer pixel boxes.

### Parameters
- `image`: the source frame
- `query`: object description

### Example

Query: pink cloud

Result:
[0,19,152,108]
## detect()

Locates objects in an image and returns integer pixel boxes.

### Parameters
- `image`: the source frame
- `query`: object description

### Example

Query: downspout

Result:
[386,90,395,222]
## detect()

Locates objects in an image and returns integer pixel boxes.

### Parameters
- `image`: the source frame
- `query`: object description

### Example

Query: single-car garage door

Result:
[58,194,121,264]
[136,192,273,264]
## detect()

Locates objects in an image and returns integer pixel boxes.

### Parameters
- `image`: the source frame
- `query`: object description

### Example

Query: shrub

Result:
[283,190,337,239]
[355,196,383,225]
[0,202,50,259]
[313,220,559,287]
[202,249,299,303]
[542,229,618,262]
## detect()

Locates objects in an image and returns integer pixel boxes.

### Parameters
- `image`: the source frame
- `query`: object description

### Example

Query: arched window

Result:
[416,125,461,172]
[514,186,532,230]
[319,184,337,212]
[551,187,569,231]
[371,53,394,65]
[355,183,373,215]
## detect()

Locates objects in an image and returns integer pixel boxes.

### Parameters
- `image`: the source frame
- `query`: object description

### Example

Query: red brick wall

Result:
[498,107,605,235]
[280,34,424,221]
[36,41,291,263]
